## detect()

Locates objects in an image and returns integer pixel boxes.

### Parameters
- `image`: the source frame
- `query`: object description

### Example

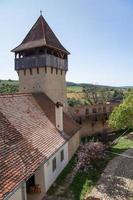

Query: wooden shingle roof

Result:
[12,15,70,54]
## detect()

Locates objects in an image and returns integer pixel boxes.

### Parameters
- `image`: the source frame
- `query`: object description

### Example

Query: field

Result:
[67,86,83,93]
[0,80,19,93]
[0,80,128,106]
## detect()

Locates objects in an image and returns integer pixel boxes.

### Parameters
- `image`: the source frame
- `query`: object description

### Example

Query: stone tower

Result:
[12,14,70,110]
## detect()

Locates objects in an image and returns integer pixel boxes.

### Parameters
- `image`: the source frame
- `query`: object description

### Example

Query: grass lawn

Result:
[48,132,133,200]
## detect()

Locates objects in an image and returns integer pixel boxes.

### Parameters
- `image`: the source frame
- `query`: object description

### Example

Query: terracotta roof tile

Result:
[33,93,80,137]
[0,94,65,199]
[0,93,79,199]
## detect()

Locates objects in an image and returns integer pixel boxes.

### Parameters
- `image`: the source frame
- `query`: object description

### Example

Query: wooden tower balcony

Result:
[15,54,68,71]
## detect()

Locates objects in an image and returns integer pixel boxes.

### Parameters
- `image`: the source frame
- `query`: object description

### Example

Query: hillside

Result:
[0,80,19,93]
[0,80,130,106]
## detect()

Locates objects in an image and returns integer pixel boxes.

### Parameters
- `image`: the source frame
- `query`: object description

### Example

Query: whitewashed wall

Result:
[44,143,68,191]
[8,187,23,200]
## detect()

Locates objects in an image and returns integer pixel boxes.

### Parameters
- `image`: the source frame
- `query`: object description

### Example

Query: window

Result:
[98,107,102,113]
[51,67,53,74]
[37,68,39,74]
[52,157,56,172]
[60,150,64,162]
[85,109,89,116]
[56,68,58,74]
[30,68,32,75]
[103,107,106,112]
[92,108,97,113]
[24,69,26,75]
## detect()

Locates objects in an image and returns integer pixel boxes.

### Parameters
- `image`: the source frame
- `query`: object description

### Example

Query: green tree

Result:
[109,92,133,130]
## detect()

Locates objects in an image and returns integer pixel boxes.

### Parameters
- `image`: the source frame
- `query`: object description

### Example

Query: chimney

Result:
[55,102,63,132]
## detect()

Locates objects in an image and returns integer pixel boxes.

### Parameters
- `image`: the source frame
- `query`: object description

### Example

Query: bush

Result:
[75,142,105,172]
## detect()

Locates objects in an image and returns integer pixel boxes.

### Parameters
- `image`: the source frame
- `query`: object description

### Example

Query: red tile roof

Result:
[12,15,70,54]
[0,93,79,199]
[33,93,79,137]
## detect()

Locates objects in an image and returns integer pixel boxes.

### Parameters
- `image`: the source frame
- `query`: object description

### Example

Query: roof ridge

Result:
[40,15,46,44]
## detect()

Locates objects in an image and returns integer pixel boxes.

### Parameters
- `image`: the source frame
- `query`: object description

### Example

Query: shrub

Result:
[75,142,105,172]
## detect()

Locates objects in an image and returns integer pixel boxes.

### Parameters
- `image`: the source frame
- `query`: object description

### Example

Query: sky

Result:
[0,0,133,86]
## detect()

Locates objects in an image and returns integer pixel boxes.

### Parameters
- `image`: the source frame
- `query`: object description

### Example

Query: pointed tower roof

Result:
[12,15,70,54]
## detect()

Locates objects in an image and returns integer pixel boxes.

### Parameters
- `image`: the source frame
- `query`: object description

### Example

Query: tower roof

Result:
[12,15,70,54]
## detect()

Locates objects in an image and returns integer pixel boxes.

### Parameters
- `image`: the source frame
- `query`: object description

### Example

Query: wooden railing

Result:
[15,54,68,70]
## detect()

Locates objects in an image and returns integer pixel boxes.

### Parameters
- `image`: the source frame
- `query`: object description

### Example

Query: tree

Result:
[112,89,124,101]
[83,85,98,104]
[109,92,133,130]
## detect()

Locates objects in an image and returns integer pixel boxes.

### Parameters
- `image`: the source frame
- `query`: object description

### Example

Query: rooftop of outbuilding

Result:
[0,92,79,200]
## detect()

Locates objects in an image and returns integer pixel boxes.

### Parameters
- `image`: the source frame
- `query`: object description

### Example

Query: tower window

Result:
[45,67,47,73]
[93,108,97,113]
[24,69,26,75]
[30,68,32,75]
[52,157,56,172]
[103,107,106,112]
[56,68,58,74]
[86,109,89,116]
[51,67,53,74]
[61,70,63,75]
[37,68,39,74]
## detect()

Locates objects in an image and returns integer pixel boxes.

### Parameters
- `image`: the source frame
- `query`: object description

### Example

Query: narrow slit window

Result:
[30,68,32,75]
[37,68,39,74]
[56,68,58,74]
[60,150,64,162]
[51,67,53,74]
[24,69,26,76]
[52,157,56,172]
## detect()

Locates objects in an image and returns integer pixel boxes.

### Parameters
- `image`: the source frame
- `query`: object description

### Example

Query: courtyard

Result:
[46,132,133,200]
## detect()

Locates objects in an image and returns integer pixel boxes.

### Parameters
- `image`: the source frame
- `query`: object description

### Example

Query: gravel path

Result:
[88,148,133,200]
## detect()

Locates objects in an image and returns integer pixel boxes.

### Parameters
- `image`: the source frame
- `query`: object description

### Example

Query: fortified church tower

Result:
[12,14,70,111]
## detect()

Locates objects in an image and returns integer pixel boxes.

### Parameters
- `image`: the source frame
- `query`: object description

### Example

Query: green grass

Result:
[70,169,100,200]
[47,155,76,195]
[47,132,133,200]
[109,137,133,154]
[69,135,133,200]
[67,86,83,93]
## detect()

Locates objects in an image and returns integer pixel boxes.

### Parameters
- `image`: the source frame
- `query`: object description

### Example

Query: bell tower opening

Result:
[12,15,70,111]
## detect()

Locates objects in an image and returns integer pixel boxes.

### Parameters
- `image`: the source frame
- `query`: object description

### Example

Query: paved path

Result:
[88,148,133,200]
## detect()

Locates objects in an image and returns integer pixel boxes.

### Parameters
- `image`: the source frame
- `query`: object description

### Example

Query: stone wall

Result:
[18,67,67,111]
[68,131,80,160]
[78,120,109,137]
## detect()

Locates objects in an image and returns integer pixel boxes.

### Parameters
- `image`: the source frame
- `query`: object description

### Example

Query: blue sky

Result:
[0,0,133,86]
